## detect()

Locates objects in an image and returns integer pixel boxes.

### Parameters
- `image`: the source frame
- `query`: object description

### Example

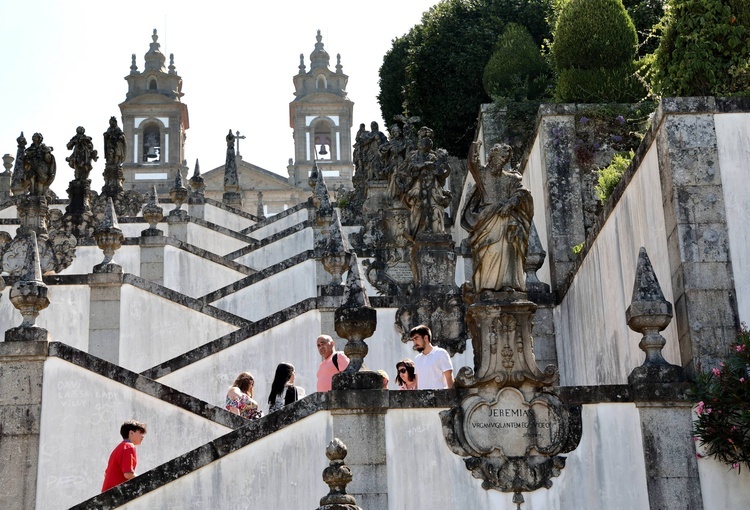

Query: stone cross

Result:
[235,130,246,158]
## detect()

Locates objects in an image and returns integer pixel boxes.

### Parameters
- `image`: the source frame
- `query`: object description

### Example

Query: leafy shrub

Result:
[483,23,550,101]
[552,0,645,102]
[691,327,750,472]
[653,0,750,97]
[596,150,634,203]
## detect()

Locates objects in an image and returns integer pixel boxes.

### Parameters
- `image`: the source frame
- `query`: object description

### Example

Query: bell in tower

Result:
[288,30,354,190]
[119,29,190,195]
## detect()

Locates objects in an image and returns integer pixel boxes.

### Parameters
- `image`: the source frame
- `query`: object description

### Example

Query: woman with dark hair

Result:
[225,372,262,420]
[268,363,305,413]
[395,359,417,390]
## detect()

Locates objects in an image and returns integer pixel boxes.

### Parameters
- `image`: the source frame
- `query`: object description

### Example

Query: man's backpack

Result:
[332,352,341,372]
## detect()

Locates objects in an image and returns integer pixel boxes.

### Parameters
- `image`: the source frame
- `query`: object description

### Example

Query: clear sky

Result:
[0,0,439,196]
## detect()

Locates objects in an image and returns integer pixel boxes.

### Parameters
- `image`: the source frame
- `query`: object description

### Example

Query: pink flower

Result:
[742,378,746,383]
[693,436,699,442]
[729,438,734,444]
[735,344,745,352]
[733,463,739,470]
[696,402,705,414]
[712,367,721,376]
[696,453,704,459]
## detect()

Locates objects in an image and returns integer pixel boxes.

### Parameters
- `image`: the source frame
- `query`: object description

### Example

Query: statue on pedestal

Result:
[23,133,56,197]
[102,117,126,196]
[461,142,533,294]
[403,127,452,239]
[66,126,98,181]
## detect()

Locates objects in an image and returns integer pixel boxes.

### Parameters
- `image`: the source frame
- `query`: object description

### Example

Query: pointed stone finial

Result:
[299,53,306,74]
[336,53,342,73]
[130,53,138,74]
[11,132,28,196]
[168,53,176,74]
[334,254,377,377]
[626,247,684,384]
[308,162,319,189]
[169,169,188,212]
[223,130,242,207]
[316,438,361,510]
[93,197,124,272]
[189,158,205,199]
[141,186,164,236]
[322,211,350,285]
[525,222,549,293]
[5,231,50,340]
[152,29,158,42]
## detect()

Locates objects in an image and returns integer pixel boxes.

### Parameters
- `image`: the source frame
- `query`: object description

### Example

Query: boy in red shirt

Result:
[102,420,147,492]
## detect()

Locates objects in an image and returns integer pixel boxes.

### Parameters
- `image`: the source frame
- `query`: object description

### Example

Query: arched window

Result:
[316,74,327,90]
[142,124,161,163]
[148,77,157,90]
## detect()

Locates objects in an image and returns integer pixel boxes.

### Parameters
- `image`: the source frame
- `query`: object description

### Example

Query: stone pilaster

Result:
[167,212,188,243]
[329,391,388,510]
[537,108,585,292]
[0,341,48,510]
[655,98,739,376]
[140,235,166,285]
[88,272,124,364]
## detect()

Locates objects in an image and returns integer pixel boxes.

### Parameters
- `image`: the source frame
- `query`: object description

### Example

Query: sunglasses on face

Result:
[398,368,407,374]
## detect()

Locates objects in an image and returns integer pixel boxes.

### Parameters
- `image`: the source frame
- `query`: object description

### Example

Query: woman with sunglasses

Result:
[395,359,418,390]
[268,362,306,413]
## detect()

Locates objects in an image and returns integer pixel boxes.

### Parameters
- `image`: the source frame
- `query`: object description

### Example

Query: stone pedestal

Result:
[330,390,388,510]
[167,210,189,243]
[16,195,49,237]
[140,235,166,285]
[411,232,457,292]
[0,341,48,510]
[88,271,124,364]
[0,170,11,205]
[635,400,703,510]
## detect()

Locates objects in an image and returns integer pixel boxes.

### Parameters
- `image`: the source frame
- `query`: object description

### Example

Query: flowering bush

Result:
[691,327,750,472]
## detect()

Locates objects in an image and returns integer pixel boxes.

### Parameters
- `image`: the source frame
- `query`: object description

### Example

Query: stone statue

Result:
[353,123,367,175]
[66,126,98,181]
[103,117,126,196]
[461,141,533,293]
[103,117,126,168]
[363,121,388,180]
[403,127,452,239]
[381,123,408,199]
[23,133,56,196]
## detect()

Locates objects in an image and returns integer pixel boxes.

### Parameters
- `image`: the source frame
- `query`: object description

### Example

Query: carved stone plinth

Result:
[458,294,558,389]
[411,232,456,292]
[395,294,467,355]
[441,291,580,503]
[5,326,50,342]
[16,195,49,237]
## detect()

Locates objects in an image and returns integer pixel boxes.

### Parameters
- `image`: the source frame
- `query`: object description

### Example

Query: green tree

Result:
[652,0,750,97]
[378,0,553,158]
[552,0,644,102]
[483,23,551,101]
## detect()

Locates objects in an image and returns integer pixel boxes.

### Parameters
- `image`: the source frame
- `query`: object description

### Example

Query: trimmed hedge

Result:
[483,23,550,101]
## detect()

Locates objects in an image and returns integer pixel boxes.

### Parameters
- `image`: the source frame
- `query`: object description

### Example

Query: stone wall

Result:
[203,201,257,232]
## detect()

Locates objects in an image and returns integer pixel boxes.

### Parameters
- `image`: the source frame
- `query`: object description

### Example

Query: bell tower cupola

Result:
[119,29,189,195]
[288,30,354,190]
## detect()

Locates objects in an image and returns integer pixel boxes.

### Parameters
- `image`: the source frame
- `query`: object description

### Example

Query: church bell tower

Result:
[288,30,354,190]
[120,29,189,194]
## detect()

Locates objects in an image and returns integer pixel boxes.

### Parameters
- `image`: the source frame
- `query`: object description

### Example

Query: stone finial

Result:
[336,53,342,73]
[308,161,319,189]
[321,211,350,285]
[130,53,138,74]
[2,154,13,173]
[169,169,188,212]
[223,129,242,207]
[334,253,377,375]
[312,165,333,219]
[189,159,205,198]
[5,231,50,341]
[525,222,550,294]
[168,53,176,74]
[316,438,361,510]
[141,186,164,236]
[626,247,684,384]
[11,132,28,196]
[299,53,306,74]
[93,197,124,273]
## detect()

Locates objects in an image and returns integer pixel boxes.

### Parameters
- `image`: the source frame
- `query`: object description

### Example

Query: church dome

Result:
[309,30,330,70]
[144,29,166,72]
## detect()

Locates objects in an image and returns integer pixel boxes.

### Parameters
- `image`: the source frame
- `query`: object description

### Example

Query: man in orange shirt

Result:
[102,420,147,492]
